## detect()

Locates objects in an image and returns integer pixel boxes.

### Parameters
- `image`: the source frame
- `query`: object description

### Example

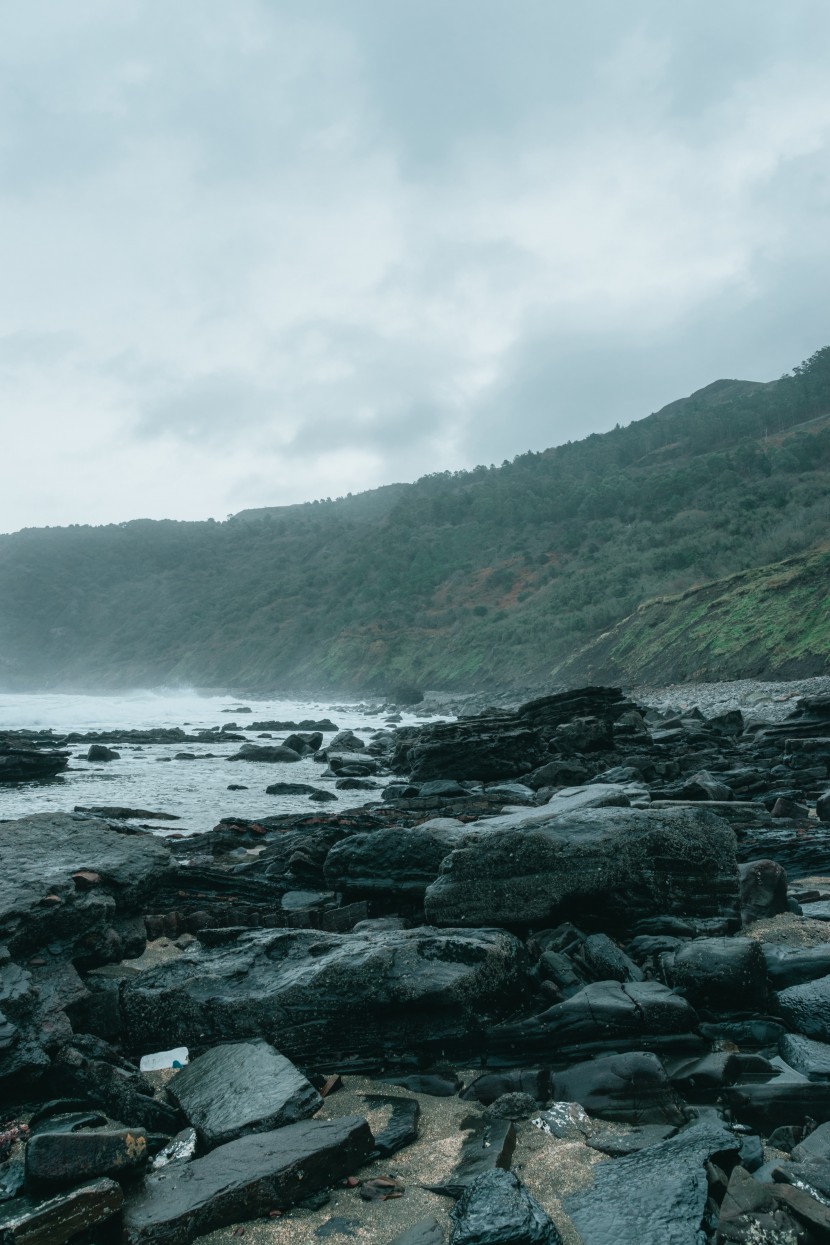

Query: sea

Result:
[0,689,445,835]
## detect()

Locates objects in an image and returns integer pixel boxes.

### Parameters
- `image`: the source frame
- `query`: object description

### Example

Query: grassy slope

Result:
[552,547,830,685]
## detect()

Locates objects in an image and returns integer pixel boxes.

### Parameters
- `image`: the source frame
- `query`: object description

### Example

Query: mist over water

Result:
[0,689,441,834]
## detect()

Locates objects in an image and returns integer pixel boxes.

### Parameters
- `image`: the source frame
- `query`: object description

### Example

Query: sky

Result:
[1,1,830,532]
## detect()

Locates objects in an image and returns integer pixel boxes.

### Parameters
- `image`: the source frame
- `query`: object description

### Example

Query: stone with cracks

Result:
[168,1040,322,1148]
[121,926,527,1065]
[122,1115,374,1245]
[423,807,739,933]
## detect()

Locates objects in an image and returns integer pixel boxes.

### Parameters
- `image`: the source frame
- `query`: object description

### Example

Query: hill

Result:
[1,346,830,693]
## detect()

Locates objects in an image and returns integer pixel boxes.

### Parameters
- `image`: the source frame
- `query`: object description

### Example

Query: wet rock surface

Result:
[8,683,830,1244]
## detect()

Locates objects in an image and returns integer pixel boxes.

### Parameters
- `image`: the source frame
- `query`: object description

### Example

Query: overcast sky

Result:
[2,1,829,532]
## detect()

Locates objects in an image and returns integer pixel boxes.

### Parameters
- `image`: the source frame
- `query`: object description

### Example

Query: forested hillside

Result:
[2,347,830,693]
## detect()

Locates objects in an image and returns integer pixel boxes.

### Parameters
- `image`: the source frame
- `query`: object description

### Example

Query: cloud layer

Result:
[2,1,830,530]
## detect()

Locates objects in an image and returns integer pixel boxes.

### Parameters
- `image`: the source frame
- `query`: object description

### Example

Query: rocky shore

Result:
[4,684,830,1243]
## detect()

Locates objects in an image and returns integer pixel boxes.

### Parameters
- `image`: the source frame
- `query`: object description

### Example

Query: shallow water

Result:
[0,689,443,834]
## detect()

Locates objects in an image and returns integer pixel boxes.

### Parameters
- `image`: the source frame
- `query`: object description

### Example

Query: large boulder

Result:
[0,812,171,959]
[121,926,528,1064]
[423,806,739,933]
[391,716,546,783]
[323,819,469,898]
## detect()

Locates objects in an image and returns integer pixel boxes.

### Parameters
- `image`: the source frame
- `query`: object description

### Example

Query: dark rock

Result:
[526,761,589,790]
[0,1177,123,1245]
[44,1037,179,1133]
[0,813,170,959]
[448,1169,562,1245]
[552,1051,685,1125]
[489,980,699,1059]
[227,785,248,791]
[334,778,377,791]
[121,926,527,1065]
[250,720,338,732]
[150,1129,198,1171]
[323,821,467,899]
[86,745,120,762]
[771,797,810,819]
[739,859,789,924]
[779,1034,830,1080]
[423,806,739,934]
[564,1118,739,1245]
[392,716,546,783]
[324,755,380,778]
[283,733,324,754]
[424,1118,516,1197]
[792,1121,830,1162]
[328,731,365,753]
[0,1160,24,1202]
[818,791,830,823]
[387,1217,444,1245]
[778,973,830,1040]
[364,1095,419,1159]
[309,791,339,803]
[763,944,830,989]
[168,1040,322,1149]
[461,1070,549,1107]
[73,806,180,821]
[659,937,768,1011]
[723,1080,830,1129]
[387,1072,461,1097]
[265,782,333,797]
[487,1093,539,1120]
[0,743,69,784]
[122,1116,374,1245]
[418,781,470,799]
[25,1129,149,1193]
[228,744,302,763]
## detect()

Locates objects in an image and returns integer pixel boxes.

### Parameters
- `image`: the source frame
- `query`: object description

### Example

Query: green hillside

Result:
[1,346,830,693]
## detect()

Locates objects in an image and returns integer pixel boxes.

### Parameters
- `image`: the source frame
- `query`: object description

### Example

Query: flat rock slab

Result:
[779,1033,830,1080]
[0,1177,123,1245]
[122,926,527,1064]
[564,1118,739,1245]
[169,1040,322,1148]
[423,806,739,933]
[0,813,171,956]
[122,1115,374,1245]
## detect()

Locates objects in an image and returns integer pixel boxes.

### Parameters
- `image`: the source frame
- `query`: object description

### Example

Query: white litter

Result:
[139,1046,189,1072]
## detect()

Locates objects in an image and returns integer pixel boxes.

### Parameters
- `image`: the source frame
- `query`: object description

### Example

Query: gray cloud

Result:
[1,1,830,530]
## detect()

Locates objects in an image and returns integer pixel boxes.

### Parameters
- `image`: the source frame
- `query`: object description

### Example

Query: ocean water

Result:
[0,689,443,835]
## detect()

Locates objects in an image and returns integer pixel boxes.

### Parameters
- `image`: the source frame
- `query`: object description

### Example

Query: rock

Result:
[586,1125,677,1156]
[818,791,830,823]
[327,731,365,753]
[264,783,330,797]
[424,1118,516,1197]
[323,821,468,899]
[334,778,377,791]
[423,806,739,934]
[73,807,180,821]
[44,1037,179,1133]
[122,1116,374,1245]
[739,859,789,924]
[283,733,323,754]
[777,973,830,1041]
[763,944,830,989]
[121,926,527,1065]
[150,1129,198,1171]
[0,813,171,959]
[531,1102,593,1140]
[392,716,546,783]
[461,1070,549,1107]
[792,1121,830,1162]
[659,937,769,1012]
[25,1130,149,1192]
[86,745,120,762]
[0,1177,123,1245]
[448,1169,562,1245]
[564,1118,739,1245]
[552,1052,685,1125]
[487,1093,539,1120]
[364,1095,419,1159]
[387,1072,462,1097]
[228,744,302,763]
[771,797,809,818]
[489,980,699,1060]
[723,1081,830,1129]
[387,1218,445,1245]
[779,1034,830,1080]
[324,755,380,777]
[0,743,69,784]
[168,1040,322,1149]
